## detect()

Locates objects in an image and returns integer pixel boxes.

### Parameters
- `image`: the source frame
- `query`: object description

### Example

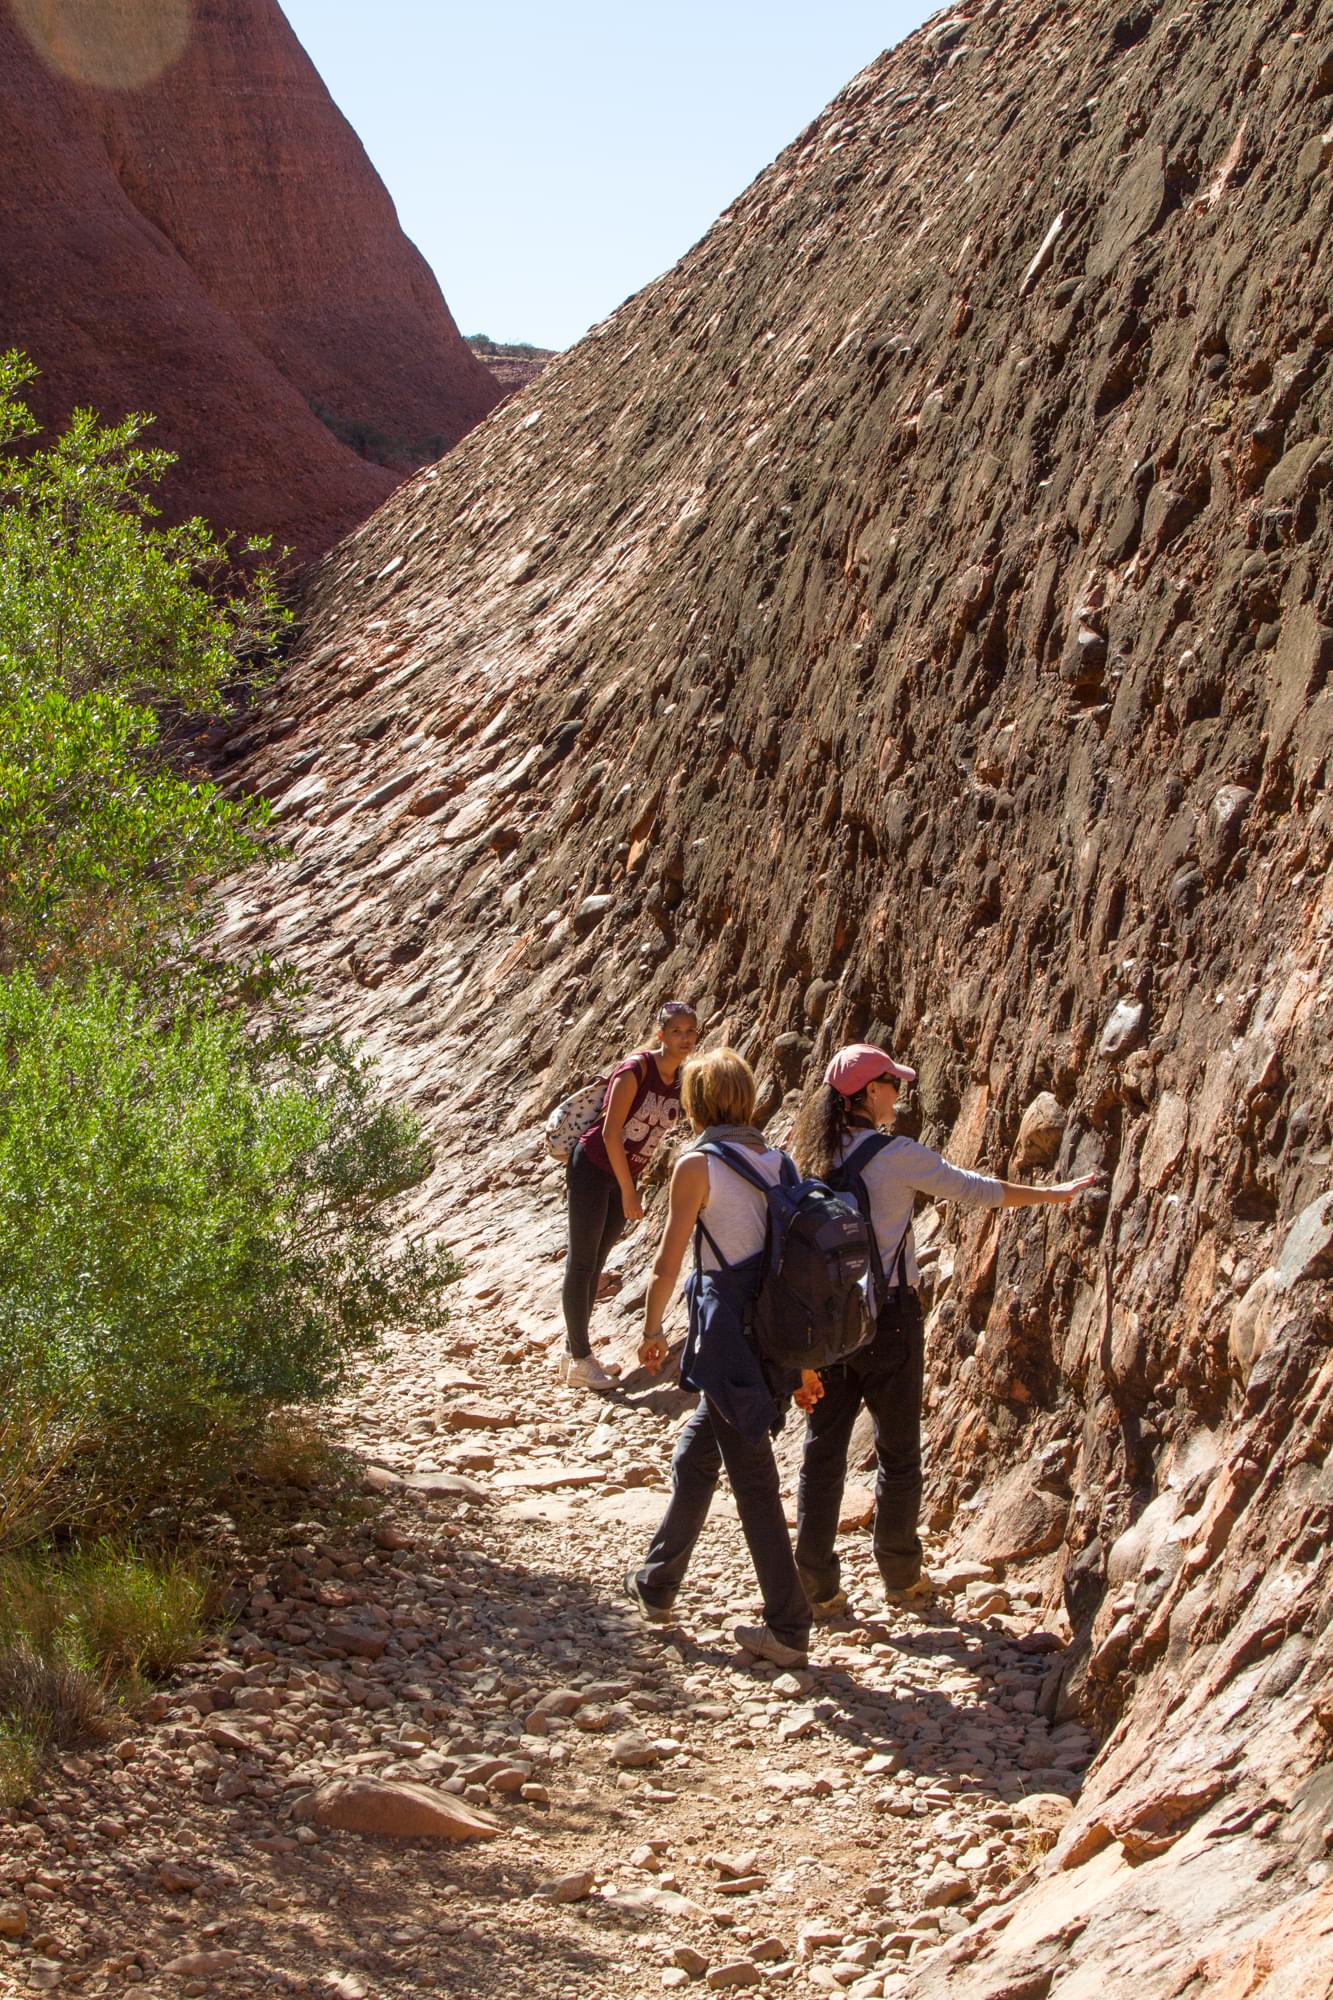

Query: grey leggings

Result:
[561,1144,626,1359]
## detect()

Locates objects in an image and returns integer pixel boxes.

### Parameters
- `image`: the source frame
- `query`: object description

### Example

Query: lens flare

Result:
[10,0,193,90]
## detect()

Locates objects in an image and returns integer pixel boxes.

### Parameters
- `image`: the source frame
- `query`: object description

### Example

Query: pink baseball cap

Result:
[824,1043,917,1097]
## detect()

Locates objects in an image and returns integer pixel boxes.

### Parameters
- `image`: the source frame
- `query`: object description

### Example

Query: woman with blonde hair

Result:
[790,1043,1098,1617]
[629,1048,821,1668]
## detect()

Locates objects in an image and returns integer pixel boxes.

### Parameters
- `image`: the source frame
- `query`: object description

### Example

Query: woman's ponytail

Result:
[791,1082,859,1181]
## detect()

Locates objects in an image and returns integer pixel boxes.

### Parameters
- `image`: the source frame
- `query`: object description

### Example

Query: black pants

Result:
[561,1144,625,1359]
[635,1399,811,1649]
[794,1289,925,1597]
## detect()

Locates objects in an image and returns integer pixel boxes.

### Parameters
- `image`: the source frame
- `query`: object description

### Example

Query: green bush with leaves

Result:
[0,686,268,976]
[0,351,284,979]
[0,354,284,711]
[0,969,459,1528]
[0,352,462,1784]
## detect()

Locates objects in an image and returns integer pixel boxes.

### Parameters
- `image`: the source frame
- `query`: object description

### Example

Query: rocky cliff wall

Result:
[0,0,502,556]
[218,0,1332,1989]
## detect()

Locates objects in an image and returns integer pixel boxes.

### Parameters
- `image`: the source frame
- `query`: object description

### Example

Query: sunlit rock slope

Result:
[219,0,1332,1989]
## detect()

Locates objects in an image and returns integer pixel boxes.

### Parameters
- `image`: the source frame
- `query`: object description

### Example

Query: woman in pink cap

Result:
[790,1043,1097,1616]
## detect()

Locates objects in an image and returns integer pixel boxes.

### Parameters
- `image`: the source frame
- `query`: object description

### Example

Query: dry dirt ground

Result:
[0,1279,1093,2000]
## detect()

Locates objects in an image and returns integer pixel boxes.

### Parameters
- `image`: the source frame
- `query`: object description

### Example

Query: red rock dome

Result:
[0,0,503,558]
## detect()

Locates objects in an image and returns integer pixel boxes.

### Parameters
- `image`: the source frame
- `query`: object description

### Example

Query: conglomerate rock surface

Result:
[216,0,1332,1991]
[0,0,502,556]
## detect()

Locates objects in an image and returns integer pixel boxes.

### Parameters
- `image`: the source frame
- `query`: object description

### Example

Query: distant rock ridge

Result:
[467,339,558,396]
[0,0,503,557]
[219,0,1331,1990]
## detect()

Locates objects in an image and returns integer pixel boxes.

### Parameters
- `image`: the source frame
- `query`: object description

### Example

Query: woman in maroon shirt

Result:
[561,1001,698,1390]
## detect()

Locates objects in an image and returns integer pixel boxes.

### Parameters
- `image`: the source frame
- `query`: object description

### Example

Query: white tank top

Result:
[697,1145,786,1271]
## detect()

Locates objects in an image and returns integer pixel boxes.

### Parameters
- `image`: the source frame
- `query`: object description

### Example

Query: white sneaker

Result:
[562,1355,615,1391]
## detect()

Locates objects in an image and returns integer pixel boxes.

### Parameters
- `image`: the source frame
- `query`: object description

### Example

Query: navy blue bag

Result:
[694,1143,875,1373]
[827,1132,912,1321]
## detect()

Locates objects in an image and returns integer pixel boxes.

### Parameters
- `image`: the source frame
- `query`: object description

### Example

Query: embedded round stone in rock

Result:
[1015,1792,1074,1835]
[1013,1092,1065,1169]
[0,1900,27,1937]
[1098,999,1147,1059]
[297,1776,500,1840]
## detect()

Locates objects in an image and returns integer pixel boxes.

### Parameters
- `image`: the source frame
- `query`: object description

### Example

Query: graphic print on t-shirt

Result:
[623,1089,681,1159]
[580,1052,683,1182]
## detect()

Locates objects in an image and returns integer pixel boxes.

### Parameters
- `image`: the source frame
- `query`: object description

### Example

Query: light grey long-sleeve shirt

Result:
[835,1132,1004,1289]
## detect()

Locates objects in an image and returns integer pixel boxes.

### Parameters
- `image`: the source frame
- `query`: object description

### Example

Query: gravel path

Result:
[0,1297,1093,2000]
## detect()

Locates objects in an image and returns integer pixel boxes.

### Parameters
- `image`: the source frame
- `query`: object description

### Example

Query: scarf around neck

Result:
[690,1122,771,1152]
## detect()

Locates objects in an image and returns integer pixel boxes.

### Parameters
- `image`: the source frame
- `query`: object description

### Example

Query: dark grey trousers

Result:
[794,1288,926,1598]
[635,1399,811,1649]
[561,1143,625,1360]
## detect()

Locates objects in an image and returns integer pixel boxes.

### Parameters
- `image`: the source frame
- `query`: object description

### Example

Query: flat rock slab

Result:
[297,1776,500,1841]
[610,1730,661,1768]
[163,1950,245,1977]
[499,1496,576,1525]
[403,1470,489,1500]
[323,1623,388,1660]
[439,1401,515,1431]
[493,1463,604,1490]
[589,1486,670,1527]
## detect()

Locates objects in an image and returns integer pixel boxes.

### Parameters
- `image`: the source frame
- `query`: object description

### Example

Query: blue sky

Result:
[281,2,935,351]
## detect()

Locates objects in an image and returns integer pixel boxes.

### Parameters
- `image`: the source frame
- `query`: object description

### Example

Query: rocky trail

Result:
[0,1264,1092,2000]
[6,0,1331,1993]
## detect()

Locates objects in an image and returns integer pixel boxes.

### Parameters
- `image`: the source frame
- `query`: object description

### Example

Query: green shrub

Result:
[0,354,285,714]
[0,686,268,977]
[0,1716,40,1807]
[2,1542,207,1685]
[0,351,284,980]
[0,1543,210,1793]
[0,968,460,1526]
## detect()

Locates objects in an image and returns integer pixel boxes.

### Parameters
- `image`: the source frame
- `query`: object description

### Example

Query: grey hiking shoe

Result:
[623,1570,674,1627]
[810,1589,850,1623]
[880,1570,935,1605]
[733,1623,809,1669]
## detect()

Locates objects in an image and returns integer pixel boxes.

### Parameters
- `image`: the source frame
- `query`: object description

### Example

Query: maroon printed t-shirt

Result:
[579,1052,682,1183]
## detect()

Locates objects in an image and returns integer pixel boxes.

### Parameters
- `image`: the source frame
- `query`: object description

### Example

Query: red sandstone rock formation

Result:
[218,0,1332,1988]
[0,0,503,557]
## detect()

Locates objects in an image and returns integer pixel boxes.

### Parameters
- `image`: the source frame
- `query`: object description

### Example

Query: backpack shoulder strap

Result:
[696,1142,782,1283]
[839,1130,899,1177]
[833,1132,906,1301]
[693,1212,727,1273]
